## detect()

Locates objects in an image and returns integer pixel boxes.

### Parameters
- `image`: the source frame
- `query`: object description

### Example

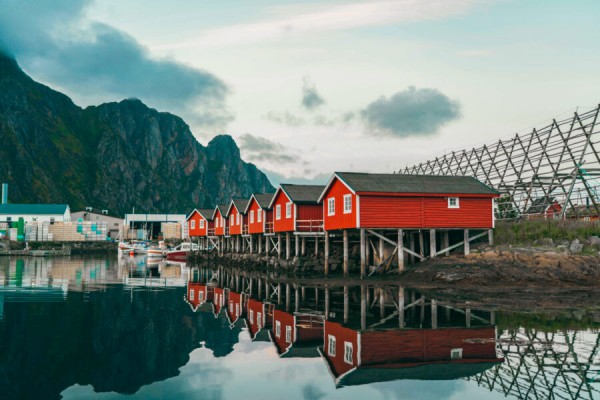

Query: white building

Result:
[124,213,188,240]
[0,204,71,224]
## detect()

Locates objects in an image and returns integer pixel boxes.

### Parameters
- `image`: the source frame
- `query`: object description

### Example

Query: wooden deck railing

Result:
[296,219,324,233]
[207,228,215,236]
[265,222,274,234]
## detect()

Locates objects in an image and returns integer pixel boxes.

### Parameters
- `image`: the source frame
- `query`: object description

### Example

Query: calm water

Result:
[0,256,599,400]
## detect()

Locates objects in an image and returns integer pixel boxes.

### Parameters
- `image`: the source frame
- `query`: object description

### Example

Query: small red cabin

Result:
[524,196,563,220]
[187,209,214,237]
[226,291,247,326]
[321,321,502,386]
[318,172,499,231]
[184,282,214,312]
[213,205,228,237]
[226,199,249,236]
[212,287,228,317]
[246,299,275,341]
[269,184,325,234]
[245,193,275,234]
[270,309,324,357]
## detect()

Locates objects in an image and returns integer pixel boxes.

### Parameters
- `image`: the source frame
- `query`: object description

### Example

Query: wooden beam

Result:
[343,230,349,276]
[360,229,366,278]
[464,229,470,255]
[430,229,436,258]
[324,232,329,275]
[286,232,291,260]
[301,237,306,256]
[398,229,404,272]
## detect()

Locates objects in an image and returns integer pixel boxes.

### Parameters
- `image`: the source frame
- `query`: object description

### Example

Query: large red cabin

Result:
[269,184,325,234]
[270,309,324,357]
[212,287,228,316]
[187,209,215,237]
[321,321,502,386]
[226,199,249,236]
[226,291,247,326]
[318,172,499,231]
[245,193,275,235]
[184,282,214,312]
[213,205,228,237]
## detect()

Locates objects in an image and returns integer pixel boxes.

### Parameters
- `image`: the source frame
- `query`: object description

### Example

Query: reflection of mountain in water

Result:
[0,286,241,399]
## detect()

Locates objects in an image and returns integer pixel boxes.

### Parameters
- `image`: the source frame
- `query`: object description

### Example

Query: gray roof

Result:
[334,172,498,196]
[253,193,275,209]
[525,196,556,214]
[196,209,215,221]
[0,204,69,215]
[214,204,228,218]
[280,184,326,204]
[231,198,250,214]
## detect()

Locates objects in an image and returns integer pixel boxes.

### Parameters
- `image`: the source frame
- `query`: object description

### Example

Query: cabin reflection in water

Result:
[184,266,503,387]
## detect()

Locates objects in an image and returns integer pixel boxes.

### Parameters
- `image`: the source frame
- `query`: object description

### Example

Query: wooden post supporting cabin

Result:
[366,234,370,266]
[442,231,450,256]
[301,237,306,256]
[464,229,470,255]
[286,232,291,260]
[431,299,438,329]
[258,278,262,298]
[378,236,384,265]
[360,229,366,278]
[277,283,282,305]
[379,288,385,319]
[324,286,330,320]
[343,230,349,276]
[398,286,405,328]
[343,286,349,323]
[294,286,299,313]
[466,307,472,328]
[314,236,319,256]
[295,234,299,257]
[488,229,494,245]
[250,235,254,254]
[430,229,437,258]
[490,310,496,325]
[285,283,290,311]
[265,280,270,298]
[398,229,404,272]
[277,234,281,259]
[258,235,262,254]
[301,286,305,302]
[265,235,270,254]
[419,231,425,260]
[361,285,367,330]
[324,232,329,275]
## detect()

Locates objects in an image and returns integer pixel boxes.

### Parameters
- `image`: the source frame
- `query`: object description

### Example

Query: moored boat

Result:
[166,242,199,261]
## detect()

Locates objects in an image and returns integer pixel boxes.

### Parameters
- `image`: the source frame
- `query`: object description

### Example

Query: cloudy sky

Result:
[1,0,599,185]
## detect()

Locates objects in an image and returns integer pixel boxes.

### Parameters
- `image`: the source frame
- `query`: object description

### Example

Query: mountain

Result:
[0,53,273,215]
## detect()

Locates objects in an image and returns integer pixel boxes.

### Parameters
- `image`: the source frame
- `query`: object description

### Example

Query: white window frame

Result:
[250,310,254,324]
[327,198,335,216]
[189,290,195,301]
[257,209,262,222]
[448,197,460,209]
[199,291,204,302]
[237,214,241,225]
[451,348,463,359]
[328,335,336,356]
[257,312,262,327]
[250,210,254,223]
[286,326,292,343]
[343,194,352,214]
[344,342,353,364]
[230,303,233,312]
[236,303,240,316]
[230,217,234,226]
[275,320,281,338]
[286,202,292,218]
[200,219,205,229]
[276,204,281,220]
[215,217,219,228]
[190,220,196,229]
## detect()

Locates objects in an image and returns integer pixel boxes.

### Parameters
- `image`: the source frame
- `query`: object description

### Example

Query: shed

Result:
[226,199,249,236]
[245,193,275,234]
[213,205,229,237]
[318,172,499,231]
[270,309,324,357]
[269,184,325,233]
[187,209,215,237]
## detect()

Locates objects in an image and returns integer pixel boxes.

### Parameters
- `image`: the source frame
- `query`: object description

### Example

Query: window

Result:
[200,220,205,228]
[231,217,234,226]
[328,335,336,356]
[221,217,224,227]
[236,304,240,316]
[344,342,353,364]
[328,198,335,216]
[189,290,195,301]
[230,303,233,312]
[286,202,292,218]
[451,348,463,359]
[257,312,262,327]
[199,291,204,302]
[250,310,254,324]
[258,210,262,222]
[190,220,196,229]
[237,214,241,225]
[275,321,281,338]
[286,326,292,343]
[250,210,254,223]
[276,204,281,220]
[343,194,352,214]
[216,217,219,228]
[448,197,460,208]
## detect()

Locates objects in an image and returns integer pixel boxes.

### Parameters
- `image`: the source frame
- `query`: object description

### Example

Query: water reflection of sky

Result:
[61,331,507,400]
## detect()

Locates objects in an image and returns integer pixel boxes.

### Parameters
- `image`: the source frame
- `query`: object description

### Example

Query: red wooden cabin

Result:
[318,172,499,231]
[270,309,324,357]
[212,287,228,317]
[226,291,247,326]
[245,193,275,235]
[269,184,325,234]
[524,196,563,220]
[226,199,249,236]
[321,321,502,387]
[246,298,275,341]
[184,282,214,312]
[187,208,215,237]
[213,205,228,237]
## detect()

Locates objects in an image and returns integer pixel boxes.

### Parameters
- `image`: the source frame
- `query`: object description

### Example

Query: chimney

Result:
[1,183,7,205]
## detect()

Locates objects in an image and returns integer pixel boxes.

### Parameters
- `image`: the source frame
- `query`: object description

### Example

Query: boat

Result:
[118,241,149,255]
[166,242,199,261]
[147,241,167,258]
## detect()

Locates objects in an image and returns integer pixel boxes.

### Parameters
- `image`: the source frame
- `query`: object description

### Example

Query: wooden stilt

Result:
[429,229,437,258]
[366,234,370,266]
[360,228,366,278]
[301,286,305,301]
[343,286,349,324]
[324,232,329,275]
[301,237,306,256]
[277,283,281,304]
[258,235,262,254]
[442,231,450,256]
[294,286,299,313]
[314,236,319,256]
[324,286,330,320]
[379,236,384,264]
[361,285,367,330]
[419,231,424,260]
[277,234,281,259]
[285,283,290,312]
[398,286,405,328]
[379,288,385,319]
[343,229,349,276]
[431,299,438,329]
[398,229,404,272]
[295,234,299,257]
[464,229,470,255]
[250,235,254,254]
[466,307,472,328]
[488,229,494,245]
[286,232,291,260]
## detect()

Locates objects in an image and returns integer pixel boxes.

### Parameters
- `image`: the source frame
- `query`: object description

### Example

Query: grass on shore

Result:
[495,220,600,245]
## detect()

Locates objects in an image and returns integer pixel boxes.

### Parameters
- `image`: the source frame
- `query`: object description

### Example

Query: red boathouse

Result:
[245,193,275,235]
[270,309,324,357]
[246,298,275,341]
[187,209,214,238]
[213,205,228,237]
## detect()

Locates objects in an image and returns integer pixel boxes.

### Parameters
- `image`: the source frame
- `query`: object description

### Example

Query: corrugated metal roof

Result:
[335,172,498,195]
[0,204,69,215]
[280,184,326,204]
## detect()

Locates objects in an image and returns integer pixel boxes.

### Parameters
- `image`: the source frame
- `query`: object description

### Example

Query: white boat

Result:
[118,241,148,255]
[166,242,199,261]
[147,240,167,258]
